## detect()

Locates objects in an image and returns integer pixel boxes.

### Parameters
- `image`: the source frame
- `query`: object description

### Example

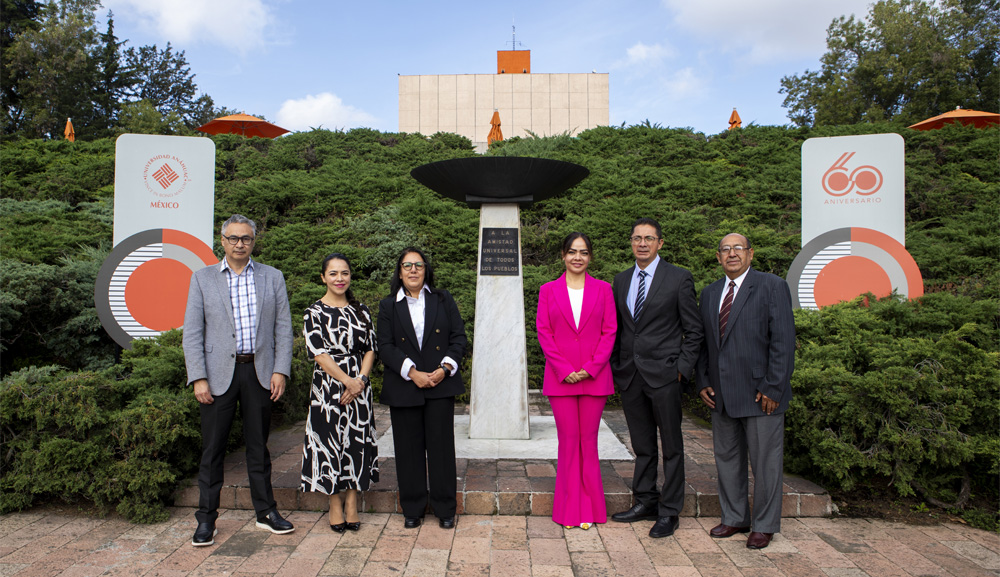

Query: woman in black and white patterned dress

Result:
[301,253,378,532]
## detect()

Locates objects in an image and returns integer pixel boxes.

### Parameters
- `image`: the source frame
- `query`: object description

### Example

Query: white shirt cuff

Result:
[400,358,415,381]
[442,356,458,376]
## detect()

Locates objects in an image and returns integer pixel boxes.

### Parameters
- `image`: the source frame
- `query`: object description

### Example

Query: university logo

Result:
[143,154,189,198]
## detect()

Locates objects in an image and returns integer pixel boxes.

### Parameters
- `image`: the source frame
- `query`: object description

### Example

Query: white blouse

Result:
[568,286,584,328]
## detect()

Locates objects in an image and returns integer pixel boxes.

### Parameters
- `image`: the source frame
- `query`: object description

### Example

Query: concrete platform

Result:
[173,398,834,518]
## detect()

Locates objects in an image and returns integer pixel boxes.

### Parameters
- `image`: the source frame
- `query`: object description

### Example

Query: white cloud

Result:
[626,42,674,65]
[662,0,873,63]
[103,0,273,54]
[276,93,377,132]
[661,67,706,101]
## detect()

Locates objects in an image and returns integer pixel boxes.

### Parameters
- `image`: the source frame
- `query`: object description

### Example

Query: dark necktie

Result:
[718,280,736,343]
[633,270,647,319]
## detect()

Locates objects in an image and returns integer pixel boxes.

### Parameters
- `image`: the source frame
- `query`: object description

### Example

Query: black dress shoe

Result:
[611,503,659,523]
[192,522,216,547]
[330,522,347,533]
[648,515,679,538]
[404,517,421,529]
[345,522,361,531]
[256,509,295,534]
[439,517,455,529]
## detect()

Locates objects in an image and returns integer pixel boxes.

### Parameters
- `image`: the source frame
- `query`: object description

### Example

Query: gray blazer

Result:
[182,260,293,396]
[696,268,796,418]
[611,261,704,390]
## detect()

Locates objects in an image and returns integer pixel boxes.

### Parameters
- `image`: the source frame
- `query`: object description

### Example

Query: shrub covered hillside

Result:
[2,124,997,523]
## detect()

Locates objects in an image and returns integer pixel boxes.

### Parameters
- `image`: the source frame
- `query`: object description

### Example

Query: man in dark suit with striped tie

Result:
[610,218,704,538]
[696,233,796,550]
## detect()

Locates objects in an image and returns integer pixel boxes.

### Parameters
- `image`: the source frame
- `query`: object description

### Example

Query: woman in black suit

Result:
[377,247,467,530]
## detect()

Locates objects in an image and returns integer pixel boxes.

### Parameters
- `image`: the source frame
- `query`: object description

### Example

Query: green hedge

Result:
[0,330,308,522]
[788,292,999,511]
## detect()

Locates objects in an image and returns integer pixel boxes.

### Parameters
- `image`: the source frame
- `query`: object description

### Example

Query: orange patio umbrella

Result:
[64,118,75,142]
[197,113,290,138]
[908,107,999,131]
[728,108,742,130]
[487,110,503,145]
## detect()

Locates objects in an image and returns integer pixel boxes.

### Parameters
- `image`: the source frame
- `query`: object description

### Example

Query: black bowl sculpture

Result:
[411,157,589,207]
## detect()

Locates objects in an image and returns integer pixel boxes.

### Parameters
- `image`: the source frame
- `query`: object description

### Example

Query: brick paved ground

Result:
[5,401,994,576]
[2,507,998,576]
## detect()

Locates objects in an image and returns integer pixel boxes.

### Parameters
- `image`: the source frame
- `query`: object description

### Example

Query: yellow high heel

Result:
[580,523,592,530]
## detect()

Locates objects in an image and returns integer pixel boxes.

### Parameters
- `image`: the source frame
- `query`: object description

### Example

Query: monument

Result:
[411,157,589,439]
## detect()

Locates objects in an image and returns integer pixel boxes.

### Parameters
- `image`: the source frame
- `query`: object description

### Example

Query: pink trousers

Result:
[549,395,608,526]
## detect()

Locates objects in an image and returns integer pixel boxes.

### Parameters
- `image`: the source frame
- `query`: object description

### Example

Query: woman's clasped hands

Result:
[339,375,365,405]
[407,367,447,389]
[563,369,590,384]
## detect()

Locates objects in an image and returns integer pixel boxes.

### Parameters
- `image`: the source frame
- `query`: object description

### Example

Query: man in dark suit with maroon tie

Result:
[696,233,796,550]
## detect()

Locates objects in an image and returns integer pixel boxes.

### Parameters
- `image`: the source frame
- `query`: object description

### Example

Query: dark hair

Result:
[717,233,752,250]
[389,247,435,297]
[222,214,257,236]
[631,217,662,239]
[561,232,593,256]
[321,253,369,327]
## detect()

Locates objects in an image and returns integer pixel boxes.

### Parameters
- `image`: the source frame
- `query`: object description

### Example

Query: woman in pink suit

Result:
[536,232,618,529]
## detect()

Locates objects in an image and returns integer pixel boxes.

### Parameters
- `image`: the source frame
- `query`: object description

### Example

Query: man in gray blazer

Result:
[696,233,796,550]
[610,218,704,538]
[183,214,295,546]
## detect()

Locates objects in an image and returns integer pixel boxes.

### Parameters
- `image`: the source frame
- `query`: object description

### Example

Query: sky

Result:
[99,0,875,136]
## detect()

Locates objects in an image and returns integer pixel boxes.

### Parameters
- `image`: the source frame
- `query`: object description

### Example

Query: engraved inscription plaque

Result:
[479,227,519,276]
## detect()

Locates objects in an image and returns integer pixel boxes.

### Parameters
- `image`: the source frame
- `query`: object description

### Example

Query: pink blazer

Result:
[536,273,618,397]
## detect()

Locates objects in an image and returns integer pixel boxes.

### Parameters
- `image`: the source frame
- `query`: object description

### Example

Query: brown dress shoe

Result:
[746,531,774,549]
[710,523,751,538]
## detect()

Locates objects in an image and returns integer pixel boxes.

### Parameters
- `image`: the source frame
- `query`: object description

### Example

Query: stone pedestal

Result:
[469,204,529,439]
[410,156,588,441]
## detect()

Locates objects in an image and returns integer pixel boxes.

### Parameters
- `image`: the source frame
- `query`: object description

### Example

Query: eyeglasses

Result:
[630,235,660,244]
[719,245,748,254]
[222,235,255,245]
[401,262,425,270]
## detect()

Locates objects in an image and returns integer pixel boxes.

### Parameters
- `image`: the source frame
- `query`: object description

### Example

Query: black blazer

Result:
[611,260,704,390]
[696,268,796,418]
[377,289,468,407]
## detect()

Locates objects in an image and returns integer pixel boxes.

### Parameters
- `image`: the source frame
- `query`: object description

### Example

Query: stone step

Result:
[173,406,835,518]
[173,457,834,517]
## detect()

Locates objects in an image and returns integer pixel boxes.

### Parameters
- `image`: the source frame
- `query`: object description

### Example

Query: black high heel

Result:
[345,521,360,531]
[330,522,347,533]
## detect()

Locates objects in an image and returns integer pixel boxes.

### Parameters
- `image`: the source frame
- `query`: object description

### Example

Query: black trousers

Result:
[196,362,275,524]
[620,372,685,516]
[389,397,457,519]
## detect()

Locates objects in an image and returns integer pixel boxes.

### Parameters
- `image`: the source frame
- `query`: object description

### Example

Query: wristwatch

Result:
[359,375,370,386]
[439,362,451,374]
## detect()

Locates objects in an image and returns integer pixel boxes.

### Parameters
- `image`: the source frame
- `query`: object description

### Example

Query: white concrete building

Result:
[398,51,609,151]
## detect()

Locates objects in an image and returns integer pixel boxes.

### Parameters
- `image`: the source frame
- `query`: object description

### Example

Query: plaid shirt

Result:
[221,258,257,354]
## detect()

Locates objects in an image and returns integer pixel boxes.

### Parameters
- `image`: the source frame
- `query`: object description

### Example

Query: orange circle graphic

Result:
[813,256,892,307]
[124,259,193,331]
[854,170,877,191]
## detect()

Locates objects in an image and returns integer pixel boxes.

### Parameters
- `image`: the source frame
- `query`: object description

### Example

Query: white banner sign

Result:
[97,134,217,348]
[801,133,905,246]
[113,134,216,247]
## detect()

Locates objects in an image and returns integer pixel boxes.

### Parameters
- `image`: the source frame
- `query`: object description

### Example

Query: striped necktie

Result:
[634,270,647,319]
[718,280,736,343]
